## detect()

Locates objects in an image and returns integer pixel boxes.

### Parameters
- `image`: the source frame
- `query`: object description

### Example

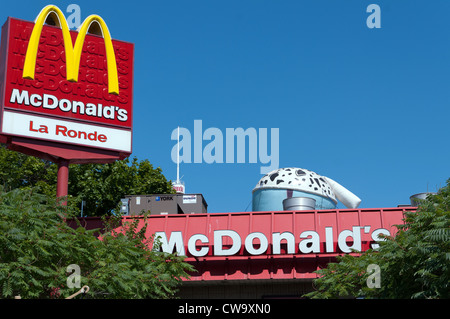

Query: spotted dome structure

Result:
[252,167,361,211]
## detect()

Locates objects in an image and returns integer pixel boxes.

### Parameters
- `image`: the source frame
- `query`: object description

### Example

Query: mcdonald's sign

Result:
[0,5,134,158]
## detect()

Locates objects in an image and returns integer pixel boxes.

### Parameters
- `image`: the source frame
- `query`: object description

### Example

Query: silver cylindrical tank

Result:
[282,197,316,211]
[409,192,436,206]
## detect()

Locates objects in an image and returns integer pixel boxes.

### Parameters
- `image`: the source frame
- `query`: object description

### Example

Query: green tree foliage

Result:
[0,187,193,299]
[305,179,450,299]
[0,145,56,192]
[67,157,175,216]
[0,145,174,216]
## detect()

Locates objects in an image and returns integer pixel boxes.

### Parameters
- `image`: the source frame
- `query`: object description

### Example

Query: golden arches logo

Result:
[22,5,119,95]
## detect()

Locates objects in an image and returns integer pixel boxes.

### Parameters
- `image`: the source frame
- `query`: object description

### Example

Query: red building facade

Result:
[117,207,414,298]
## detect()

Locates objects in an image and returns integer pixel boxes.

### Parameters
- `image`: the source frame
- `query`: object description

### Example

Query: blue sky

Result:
[2,0,449,213]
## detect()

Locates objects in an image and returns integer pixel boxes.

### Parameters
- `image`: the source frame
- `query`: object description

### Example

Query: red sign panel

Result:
[0,15,133,155]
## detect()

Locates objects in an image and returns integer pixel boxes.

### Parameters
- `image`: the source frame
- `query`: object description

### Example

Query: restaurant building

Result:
[93,167,416,298]
[131,206,414,298]
[73,206,414,298]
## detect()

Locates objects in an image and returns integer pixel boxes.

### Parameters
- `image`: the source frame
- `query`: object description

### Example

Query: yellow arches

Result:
[23,5,119,95]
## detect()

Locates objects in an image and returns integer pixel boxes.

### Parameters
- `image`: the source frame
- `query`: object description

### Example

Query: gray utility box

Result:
[122,194,207,215]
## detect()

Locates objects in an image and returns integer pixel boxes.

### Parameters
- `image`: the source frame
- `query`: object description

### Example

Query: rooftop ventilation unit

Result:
[252,167,361,211]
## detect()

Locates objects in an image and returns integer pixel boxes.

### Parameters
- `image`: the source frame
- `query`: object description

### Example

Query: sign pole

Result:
[56,159,69,206]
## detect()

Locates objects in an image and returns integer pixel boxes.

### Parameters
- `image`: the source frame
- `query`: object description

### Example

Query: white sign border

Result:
[1,111,131,153]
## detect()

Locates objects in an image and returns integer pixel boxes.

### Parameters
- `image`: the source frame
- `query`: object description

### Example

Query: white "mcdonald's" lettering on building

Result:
[154,227,391,257]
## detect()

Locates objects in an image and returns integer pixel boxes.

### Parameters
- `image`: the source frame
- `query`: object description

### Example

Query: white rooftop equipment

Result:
[252,167,361,211]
